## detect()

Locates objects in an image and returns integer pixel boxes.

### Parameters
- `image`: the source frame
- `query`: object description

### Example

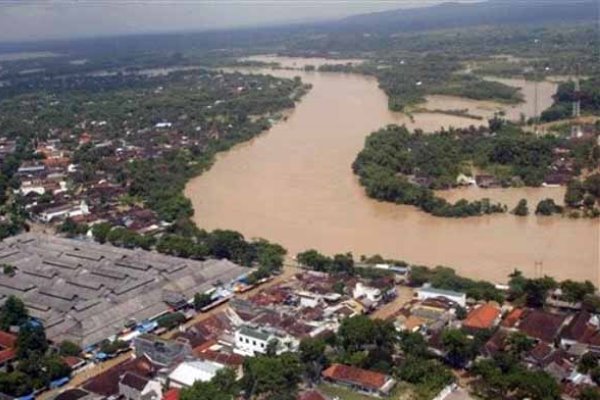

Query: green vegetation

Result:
[353,119,598,218]
[472,356,561,399]
[0,298,70,397]
[352,124,511,217]
[565,174,600,216]
[535,198,562,216]
[241,352,303,399]
[181,368,238,400]
[58,341,82,357]
[156,312,186,330]
[0,296,28,330]
[99,339,129,356]
[193,293,213,310]
[541,74,600,122]
[0,67,308,224]
[512,198,529,216]
[409,265,504,302]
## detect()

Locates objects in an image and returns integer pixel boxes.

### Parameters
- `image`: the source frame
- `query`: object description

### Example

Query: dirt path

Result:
[370,286,414,320]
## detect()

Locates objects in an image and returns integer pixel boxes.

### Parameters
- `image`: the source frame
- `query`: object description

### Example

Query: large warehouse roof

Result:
[0,233,249,347]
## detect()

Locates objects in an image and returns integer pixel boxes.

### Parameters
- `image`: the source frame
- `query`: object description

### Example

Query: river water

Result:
[185,58,599,285]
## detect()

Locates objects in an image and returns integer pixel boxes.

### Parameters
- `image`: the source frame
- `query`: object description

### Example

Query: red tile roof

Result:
[322,364,388,390]
[0,330,17,364]
[501,308,525,328]
[0,330,17,349]
[197,349,244,367]
[62,356,84,368]
[0,348,16,364]
[163,388,180,400]
[463,303,501,330]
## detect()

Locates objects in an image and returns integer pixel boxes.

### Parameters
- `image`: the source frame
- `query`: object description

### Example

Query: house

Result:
[118,372,162,400]
[501,308,525,328]
[52,388,104,400]
[196,349,244,377]
[475,175,501,188]
[416,286,466,307]
[524,342,555,368]
[462,303,501,331]
[234,325,298,356]
[39,201,90,223]
[322,363,396,397]
[297,291,322,308]
[518,310,568,343]
[83,355,158,397]
[168,360,226,388]
[560,311,600,352]
[353,282,382,303]
[162,389,180,400]
[133,335,192,369]
[0,330,17,371]
[456,174,476,186]
[483,329,508,358]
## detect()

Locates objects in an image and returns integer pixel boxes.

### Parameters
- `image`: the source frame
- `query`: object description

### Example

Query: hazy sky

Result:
[0,0,478,43]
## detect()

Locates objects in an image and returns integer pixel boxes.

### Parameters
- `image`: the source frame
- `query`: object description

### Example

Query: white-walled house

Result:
[234,325,298,356]
[416,285,466,307]
[353,282,382,303]
[40,201,90,223]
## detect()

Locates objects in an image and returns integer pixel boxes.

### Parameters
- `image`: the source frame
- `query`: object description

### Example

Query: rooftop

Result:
[0,233,249,347]
[322,363,391,391]
[168,360,225,387]
[518,309,568,343]
[463,303,501,330]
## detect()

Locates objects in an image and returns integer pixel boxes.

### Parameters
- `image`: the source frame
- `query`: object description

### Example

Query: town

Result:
[0,1,598,399]
[0,232,597,399]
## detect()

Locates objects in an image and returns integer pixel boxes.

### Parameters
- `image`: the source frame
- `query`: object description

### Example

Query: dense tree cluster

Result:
[352,123,575,217]
[541,74,600,122]
[565,174,600,216]
[0,297,71,397]
[472,355,561,399]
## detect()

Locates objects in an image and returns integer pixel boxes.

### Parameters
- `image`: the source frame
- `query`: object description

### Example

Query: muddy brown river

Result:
[185,57,599,285]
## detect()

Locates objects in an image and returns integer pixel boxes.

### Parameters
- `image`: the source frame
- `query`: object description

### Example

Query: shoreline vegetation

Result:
[352,120,599,218]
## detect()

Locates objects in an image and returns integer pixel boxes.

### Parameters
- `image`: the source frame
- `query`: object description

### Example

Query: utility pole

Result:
[571,63,582,138]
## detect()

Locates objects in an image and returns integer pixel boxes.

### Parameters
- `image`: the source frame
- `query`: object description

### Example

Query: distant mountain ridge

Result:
[334,0,598,32]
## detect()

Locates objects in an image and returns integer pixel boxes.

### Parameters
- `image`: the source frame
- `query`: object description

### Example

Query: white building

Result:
[40,201,89,223]
[417,285,466,307]
[353,282,382,303]
[234,325,298,356]
[168,360,225,388]
[297,291,321,308]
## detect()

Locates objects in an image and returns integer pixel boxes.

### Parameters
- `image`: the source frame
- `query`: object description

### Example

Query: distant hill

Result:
[0,0,596,56]
[334,0,598,33]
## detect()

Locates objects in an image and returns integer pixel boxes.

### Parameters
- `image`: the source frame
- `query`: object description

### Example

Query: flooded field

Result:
[185,57,599,285]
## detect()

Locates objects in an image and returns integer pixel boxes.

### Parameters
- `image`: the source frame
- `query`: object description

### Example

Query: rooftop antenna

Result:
[571,64,582,138]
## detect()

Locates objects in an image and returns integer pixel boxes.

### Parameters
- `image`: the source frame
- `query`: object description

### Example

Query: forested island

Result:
[353,120,599,218]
